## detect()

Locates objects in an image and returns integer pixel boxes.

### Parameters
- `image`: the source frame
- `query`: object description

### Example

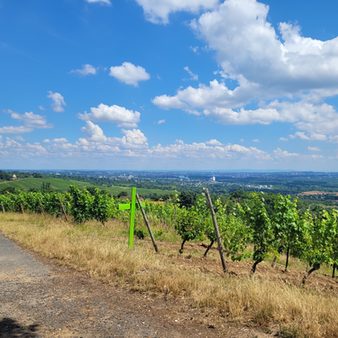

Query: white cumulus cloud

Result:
[273,148,299,159]
[11,112,50,129]
[122,129,148,146]
[0,111,51,135]
[71,64,97,76]
[82,121,107,142]
[109,62,150,86]
[0,126,32,134]
[2,132,337,169]
[48,91,66,112]
[153,0,338,143]
[85,0,111,5]
[149,139,269,160]
[153,79,258,114]
[192,0,338,92]
[81,103,141,128]
[135,0,219,24]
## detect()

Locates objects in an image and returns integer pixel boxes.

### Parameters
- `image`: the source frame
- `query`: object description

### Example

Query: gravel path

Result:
[0,235,49,279]
[0,234,265,337]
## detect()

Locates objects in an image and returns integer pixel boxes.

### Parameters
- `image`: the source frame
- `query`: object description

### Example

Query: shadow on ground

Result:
[0,318,39,337]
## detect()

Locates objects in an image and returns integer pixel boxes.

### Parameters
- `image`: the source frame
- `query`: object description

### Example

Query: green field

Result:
[0,177,93,192]
[0,177,173,198]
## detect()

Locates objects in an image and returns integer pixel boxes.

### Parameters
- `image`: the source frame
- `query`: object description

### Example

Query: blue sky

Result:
[1,0,338,170]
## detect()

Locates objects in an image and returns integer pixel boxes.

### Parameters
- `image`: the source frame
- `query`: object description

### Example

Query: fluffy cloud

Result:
[121,129,147,146]
[193,0,338,92]
[0,136,47,157]
[156,90,338,140]
[64,124,148,156]
[154,0,338,142]
[289,132,327,142]
[85,0,111,5]
[80,124,146,148]
[149,140,269,160]
[109,62,150,86]
[0,111,51,135]
[71,64,97,76]
[2,130,336,169]
[81,103,141,128]
[82,121,107,142]
[273,148,299,159]
[153,79,259,114]
[0,126,32,134]
[48,91,66,112]
[135,0,219,24]
[0,133,269,162]
[11,112,50,129]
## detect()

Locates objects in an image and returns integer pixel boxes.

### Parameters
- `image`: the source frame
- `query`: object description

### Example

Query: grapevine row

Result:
[0,188,337,280]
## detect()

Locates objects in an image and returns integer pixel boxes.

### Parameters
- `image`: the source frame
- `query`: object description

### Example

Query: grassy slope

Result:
[0,213,337,338]
[0,177,93,192]
[0,177,173,197]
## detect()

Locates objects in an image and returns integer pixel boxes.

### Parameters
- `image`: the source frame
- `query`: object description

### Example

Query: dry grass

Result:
[0,213,337,338]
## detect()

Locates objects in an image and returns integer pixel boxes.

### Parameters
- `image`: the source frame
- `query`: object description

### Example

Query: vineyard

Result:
[0,186,337,282]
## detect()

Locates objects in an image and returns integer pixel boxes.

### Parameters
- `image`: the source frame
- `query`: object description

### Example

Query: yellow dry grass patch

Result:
[0,213,337,338]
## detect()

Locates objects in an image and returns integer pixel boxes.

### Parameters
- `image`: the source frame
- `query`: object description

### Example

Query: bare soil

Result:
[165,241,338,297]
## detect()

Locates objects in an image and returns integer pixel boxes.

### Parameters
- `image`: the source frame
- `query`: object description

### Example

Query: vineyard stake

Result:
[1,203,5,213]
[128,187,137,249]
[119,189,151,249]
[118,187,138,249]
[58,197,69,222]
[136,193,159,253]
[204,188,227,273]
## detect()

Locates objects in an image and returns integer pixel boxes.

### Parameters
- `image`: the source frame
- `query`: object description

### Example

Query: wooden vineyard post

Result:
[136,193,159,253]
[1,203,5,213]
[59,197,69,222]
[204,188,227,273]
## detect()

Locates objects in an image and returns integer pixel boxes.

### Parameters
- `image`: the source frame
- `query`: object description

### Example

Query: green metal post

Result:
[128,187,137,248]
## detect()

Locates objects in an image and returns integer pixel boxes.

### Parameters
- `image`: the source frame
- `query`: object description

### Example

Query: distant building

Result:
[210,176,216,182]
[11,174,17,181]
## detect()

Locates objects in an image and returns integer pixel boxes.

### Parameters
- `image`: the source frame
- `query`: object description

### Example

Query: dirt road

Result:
[0,234,263,337]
